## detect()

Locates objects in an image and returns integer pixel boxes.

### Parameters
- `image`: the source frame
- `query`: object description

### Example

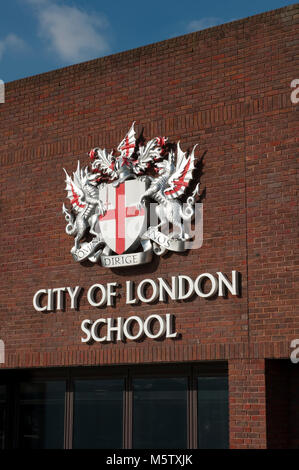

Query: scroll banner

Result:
[142,227,185,252]
[100,240,153,267]
[72,237,103,262]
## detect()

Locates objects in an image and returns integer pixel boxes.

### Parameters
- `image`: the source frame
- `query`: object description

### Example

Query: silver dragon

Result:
[62,162,105,253]
[139,143,199,240]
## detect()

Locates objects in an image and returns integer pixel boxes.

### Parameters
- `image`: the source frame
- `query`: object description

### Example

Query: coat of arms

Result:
[62,123,201,267]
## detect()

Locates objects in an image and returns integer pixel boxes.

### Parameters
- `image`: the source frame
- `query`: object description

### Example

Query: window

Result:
[197,376,229,449]
[133,377,187,448]
[73,379,124,449]
[18,381,65,449]
[0,363,229,448]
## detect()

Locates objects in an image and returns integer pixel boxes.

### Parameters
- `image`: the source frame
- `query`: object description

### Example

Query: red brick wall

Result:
[0,5,298,448]
[229,359,266,449]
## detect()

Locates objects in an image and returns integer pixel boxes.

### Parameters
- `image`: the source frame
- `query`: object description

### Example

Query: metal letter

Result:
[165,314,178,338]
[87,284,107,307]
[107,282,118,307]
[91,318,107,342]
[144,314,166,339]
[123,316,144,340]
[106,317,124,342]
[158,277,178,301]
[178,275,194,300]
[81,319,92,343]
[126,280,137,304]
[33,289,47,312]
[194,273,218,298]
[137,279,158,303]
[67,286,82,309]
[217,271,239,296]
[52,287,66,310]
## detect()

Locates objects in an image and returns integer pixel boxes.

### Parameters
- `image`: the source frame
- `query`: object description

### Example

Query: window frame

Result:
[0,362,228,449]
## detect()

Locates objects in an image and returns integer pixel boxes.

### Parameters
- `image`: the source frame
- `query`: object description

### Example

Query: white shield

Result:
[98,179,146,255]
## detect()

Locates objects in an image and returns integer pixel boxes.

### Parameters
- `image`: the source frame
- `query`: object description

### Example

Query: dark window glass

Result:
[197,376,229,449]
[19,381,65,449]
[0,385,6,449]
[133,377,187,449]
[73,379,123,449]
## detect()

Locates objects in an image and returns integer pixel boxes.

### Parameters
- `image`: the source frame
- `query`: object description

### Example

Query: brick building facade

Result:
[0,5,298,449]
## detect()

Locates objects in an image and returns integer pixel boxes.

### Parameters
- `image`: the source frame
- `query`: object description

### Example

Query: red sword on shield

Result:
[99,184,144,254]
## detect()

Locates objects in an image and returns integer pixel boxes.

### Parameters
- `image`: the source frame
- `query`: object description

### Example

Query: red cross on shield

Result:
[99,180,146,255]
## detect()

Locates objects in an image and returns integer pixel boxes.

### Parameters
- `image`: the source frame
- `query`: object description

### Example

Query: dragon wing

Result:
[164,142,197,199]
[133,137,164,174]
[117,122,136,159]
[90,147,117,180]
[63,161,87,212]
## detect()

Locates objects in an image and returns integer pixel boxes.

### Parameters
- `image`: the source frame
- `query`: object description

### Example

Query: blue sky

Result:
[0,0,295,82]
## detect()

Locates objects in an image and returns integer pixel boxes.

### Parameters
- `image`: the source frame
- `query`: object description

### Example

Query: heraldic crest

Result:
[62,123,201,267]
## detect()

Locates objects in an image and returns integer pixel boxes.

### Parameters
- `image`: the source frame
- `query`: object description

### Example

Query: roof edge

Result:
[5,3,298,88]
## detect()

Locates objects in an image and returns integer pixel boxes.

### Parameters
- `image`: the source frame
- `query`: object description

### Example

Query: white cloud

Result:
[27,0,111,63]
[0,34,27,61]
[186,17,226,32]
